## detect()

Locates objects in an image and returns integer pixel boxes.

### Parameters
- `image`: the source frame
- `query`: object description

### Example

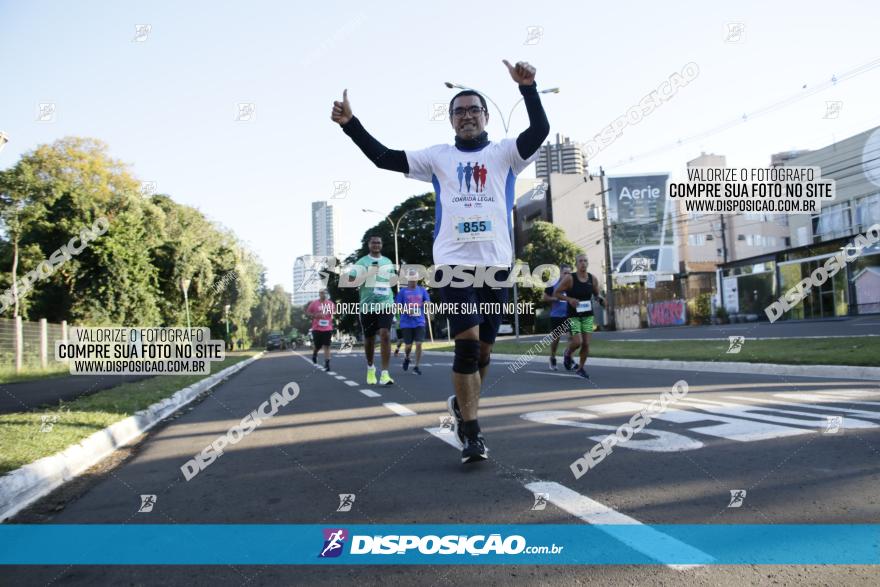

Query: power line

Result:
[600,57,880,170]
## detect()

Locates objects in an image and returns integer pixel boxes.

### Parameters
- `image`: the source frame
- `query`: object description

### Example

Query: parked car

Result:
[497,320,514,335]
[266,333,285,351]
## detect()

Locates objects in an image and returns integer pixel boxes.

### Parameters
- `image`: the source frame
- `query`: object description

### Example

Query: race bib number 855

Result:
[454,217,494,242]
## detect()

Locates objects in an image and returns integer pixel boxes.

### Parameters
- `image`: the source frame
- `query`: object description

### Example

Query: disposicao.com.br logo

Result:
[319,528,348,558]
[319,528,563,557]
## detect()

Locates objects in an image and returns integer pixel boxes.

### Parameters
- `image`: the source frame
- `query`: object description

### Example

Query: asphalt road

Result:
[6,349,880,585]
[508,314,880,342]
[0,374,150,414]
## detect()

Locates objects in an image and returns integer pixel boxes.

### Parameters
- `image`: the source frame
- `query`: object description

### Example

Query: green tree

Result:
[0,137,266,334]
[0,137,162,324]
[289,304,312,336]
[518,221,583,332]
[0,161,49,316]
[328,192,435,335]
[248,284,292,344]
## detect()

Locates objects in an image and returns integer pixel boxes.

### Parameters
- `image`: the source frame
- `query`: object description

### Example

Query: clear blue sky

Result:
[2,0,878,288]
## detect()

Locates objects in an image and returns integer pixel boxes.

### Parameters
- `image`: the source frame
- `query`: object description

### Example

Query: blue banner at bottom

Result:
[0,525,878,565]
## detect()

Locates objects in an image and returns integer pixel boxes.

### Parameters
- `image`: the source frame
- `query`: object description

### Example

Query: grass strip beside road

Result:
[0,353,256,476]
[0,363,71,385]
[423,337,880,367]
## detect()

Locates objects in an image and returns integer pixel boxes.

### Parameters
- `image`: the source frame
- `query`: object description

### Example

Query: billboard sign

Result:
[606,174,678,275]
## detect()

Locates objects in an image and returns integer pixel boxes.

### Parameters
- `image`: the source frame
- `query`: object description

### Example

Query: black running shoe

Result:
[446,395,465,447]
[324,361,330,372]
[413,366,422,375]
[461,435,488,464]
[549,356,558,371]
[575,367,590,379]
[563,351,573,371]
[312,355,317,365]
[402,357,410,371]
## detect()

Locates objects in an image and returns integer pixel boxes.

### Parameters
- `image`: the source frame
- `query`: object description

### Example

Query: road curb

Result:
[424,351,880,381]
[0,353,264,523]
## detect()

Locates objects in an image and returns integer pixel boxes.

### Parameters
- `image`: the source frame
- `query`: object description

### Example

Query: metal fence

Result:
[0,317,70,371]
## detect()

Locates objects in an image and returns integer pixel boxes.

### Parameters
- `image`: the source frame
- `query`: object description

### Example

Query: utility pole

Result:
[719,214,729,264]
[598,167,616,330]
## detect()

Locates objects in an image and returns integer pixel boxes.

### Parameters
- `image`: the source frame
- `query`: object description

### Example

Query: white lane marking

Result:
[360,389,381,398]
[344,380,359,387]
[524,481,712,569]
[423,427,709,568]
[583,401,647,415]
[776,390,879,401]
[426,426,462,449]
[725,395,880,423]
[334,375,346,380]
[520,411,703,452]
[525,370,580,378]
[384,402,417,417]
[327,371,337,375]
[652,406,808,442]
[677,398,880,431]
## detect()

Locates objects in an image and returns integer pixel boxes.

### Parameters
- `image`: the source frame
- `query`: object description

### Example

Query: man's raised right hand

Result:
[331,89,353,125]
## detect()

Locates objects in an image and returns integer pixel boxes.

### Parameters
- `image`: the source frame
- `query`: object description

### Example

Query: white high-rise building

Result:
[312,201,339,258]
[292,255,321,306]
[292,201,340,307]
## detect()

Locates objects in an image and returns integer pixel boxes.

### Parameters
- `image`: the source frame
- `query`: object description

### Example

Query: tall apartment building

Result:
[311,201,339,258]
[678,152,790,273]
[292,255,321,306]
[536,134,586,182]
[290,201,340,307]
[718,125,880,319]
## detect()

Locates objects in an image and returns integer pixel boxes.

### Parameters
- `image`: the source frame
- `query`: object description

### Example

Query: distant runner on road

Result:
[554,254,605,379]
[306,289,336,371]
[351,235,396,385]
[332,59,550,463]
[394,272,431,375]
[543,263,572,371]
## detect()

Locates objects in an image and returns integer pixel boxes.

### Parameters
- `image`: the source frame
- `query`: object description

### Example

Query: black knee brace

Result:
[452,339,480,374]
[478,357,490,370]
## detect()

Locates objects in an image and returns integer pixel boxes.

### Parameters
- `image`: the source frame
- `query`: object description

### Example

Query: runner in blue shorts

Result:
[543,263,572,370]
[394,272,431,375]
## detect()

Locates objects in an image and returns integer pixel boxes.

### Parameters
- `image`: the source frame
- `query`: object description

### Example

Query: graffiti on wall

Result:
[647,299,686,327]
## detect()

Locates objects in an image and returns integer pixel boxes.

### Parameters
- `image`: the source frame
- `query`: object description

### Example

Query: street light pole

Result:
[598,168,616,330]
[443,83,559,134]
[363,206,427,293]
[224,304,231,350]
[180,277,192,330]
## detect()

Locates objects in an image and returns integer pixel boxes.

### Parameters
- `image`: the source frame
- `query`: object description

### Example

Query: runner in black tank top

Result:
[553,253,605,379]
[567,273,595,319]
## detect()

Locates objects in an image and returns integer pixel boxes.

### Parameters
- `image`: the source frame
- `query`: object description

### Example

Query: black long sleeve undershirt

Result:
[515,83,551,160]
[339,82,550,172]
[340,117,409,173]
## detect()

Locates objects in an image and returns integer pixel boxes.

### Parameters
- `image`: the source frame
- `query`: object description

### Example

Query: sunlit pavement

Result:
[6,349,880,585]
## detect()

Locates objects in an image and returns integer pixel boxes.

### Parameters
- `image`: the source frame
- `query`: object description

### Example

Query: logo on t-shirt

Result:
[455,161,490,194]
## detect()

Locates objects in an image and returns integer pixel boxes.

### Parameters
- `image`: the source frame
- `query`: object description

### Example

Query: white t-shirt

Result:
[405,138,539,266]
